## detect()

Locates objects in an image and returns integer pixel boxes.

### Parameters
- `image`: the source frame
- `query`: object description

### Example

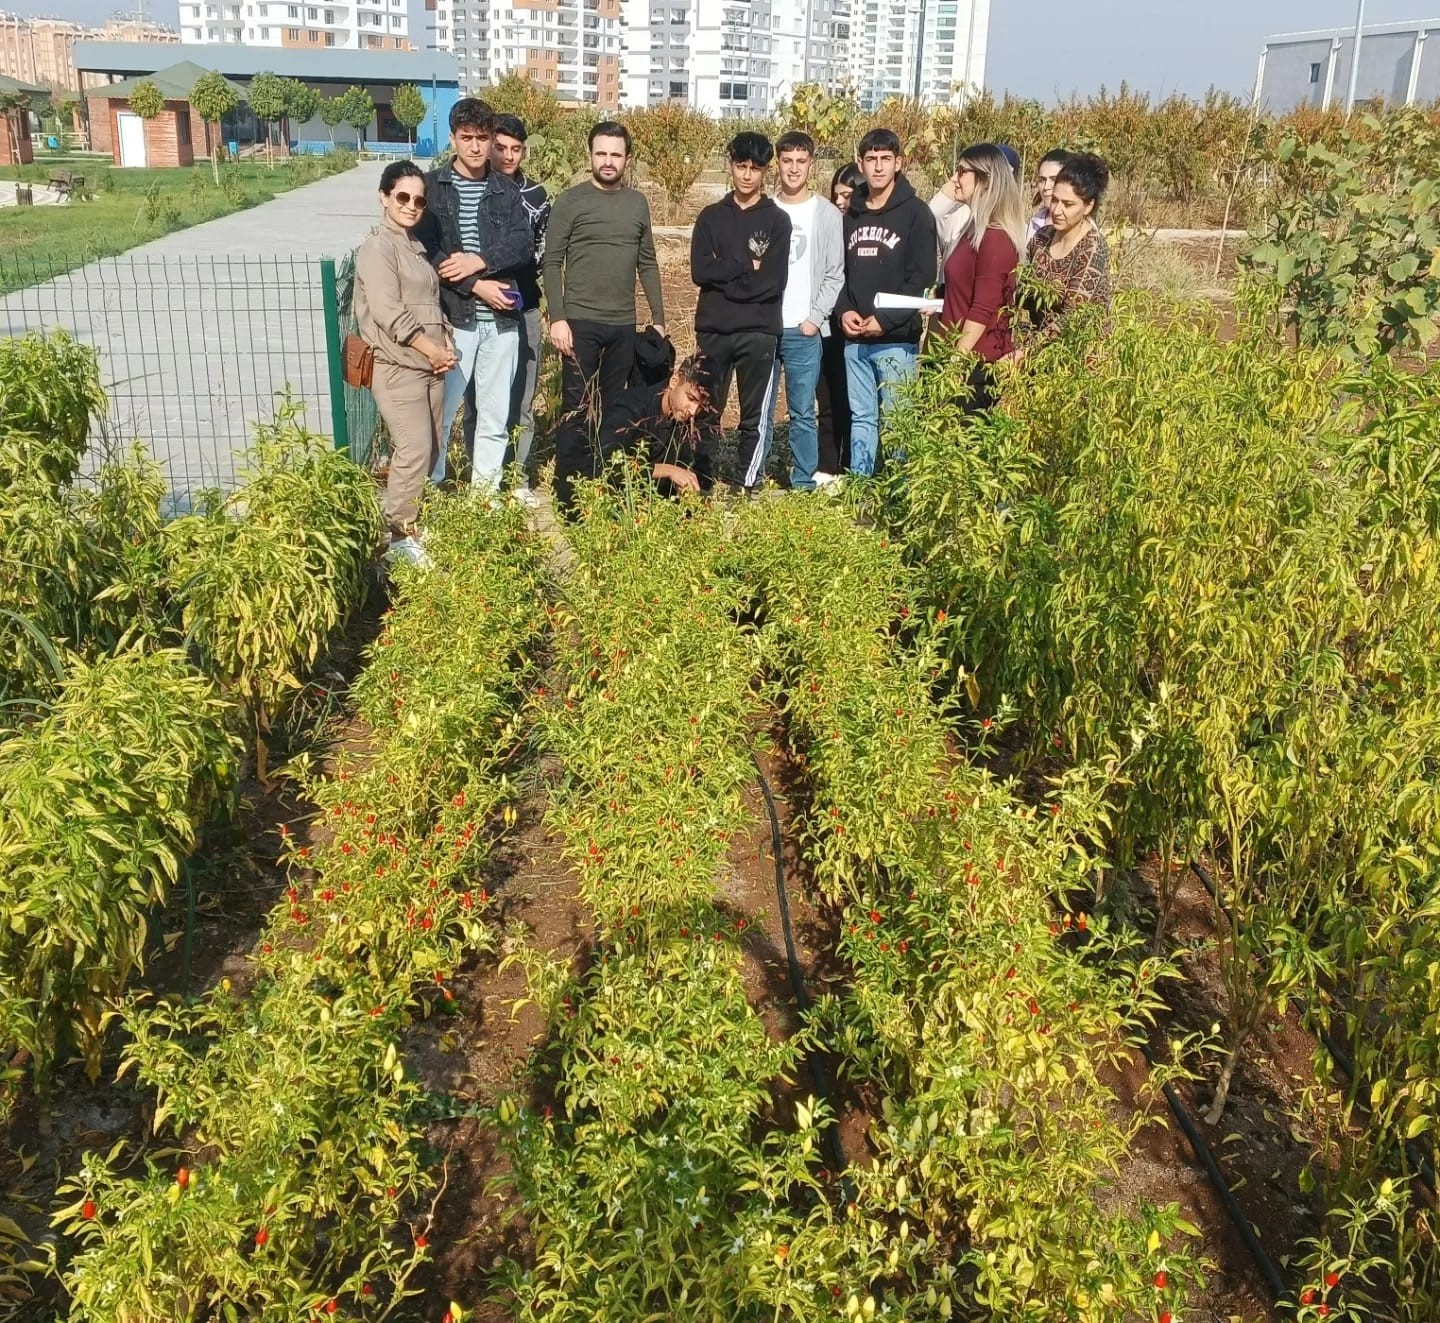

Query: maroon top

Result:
[939,225,1020,362]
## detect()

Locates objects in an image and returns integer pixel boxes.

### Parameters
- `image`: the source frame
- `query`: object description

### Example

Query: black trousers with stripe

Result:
[696,329,779,490]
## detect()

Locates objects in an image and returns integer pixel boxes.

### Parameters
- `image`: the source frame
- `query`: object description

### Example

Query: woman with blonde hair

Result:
[937,142,1027,412]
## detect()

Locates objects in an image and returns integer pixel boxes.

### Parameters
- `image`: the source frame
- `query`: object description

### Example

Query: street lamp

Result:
[1344,0,1366,114]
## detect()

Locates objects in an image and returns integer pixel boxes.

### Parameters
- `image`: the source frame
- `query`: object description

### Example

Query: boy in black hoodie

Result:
[690,132,791,491]
[834,128,938,477]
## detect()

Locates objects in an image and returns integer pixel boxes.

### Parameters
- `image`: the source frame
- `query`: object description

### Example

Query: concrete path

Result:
[0,162,389,509]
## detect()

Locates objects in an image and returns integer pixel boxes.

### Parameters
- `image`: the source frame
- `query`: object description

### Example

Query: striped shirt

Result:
[453,173,492,319]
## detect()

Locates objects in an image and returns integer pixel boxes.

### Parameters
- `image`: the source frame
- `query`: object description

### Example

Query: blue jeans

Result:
[843,341,917,477]
[761,326,824,490]
[431,316,520,490]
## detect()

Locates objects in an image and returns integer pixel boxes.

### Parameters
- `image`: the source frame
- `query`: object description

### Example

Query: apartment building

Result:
[178,0,412,52]
[622,0,845,117]
[0,11,177,93]
[430,0,623,108]
[849,0,988,109]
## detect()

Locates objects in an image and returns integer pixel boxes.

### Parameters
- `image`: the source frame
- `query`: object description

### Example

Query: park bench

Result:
[48,170,84,199]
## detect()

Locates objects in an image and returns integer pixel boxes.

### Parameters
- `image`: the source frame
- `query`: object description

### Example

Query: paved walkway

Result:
[0,162,389,509]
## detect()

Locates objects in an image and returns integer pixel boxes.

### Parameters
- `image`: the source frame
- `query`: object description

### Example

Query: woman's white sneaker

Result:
[385,535,432,569]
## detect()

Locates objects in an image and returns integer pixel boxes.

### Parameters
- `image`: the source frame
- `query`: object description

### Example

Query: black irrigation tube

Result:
[1139,1037,1292,1304]
[1189,859,1439,1197]
[749,750,855,1203]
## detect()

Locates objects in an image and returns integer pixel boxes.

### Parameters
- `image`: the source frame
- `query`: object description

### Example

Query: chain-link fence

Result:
[0,252,377,512]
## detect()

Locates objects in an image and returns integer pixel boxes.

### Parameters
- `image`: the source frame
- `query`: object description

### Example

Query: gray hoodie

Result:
[777,193,845,335]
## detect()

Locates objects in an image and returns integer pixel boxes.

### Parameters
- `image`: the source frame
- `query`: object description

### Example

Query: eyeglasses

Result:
[392,191,427,209]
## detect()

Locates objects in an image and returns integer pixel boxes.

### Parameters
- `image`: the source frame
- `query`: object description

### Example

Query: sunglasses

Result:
[391,190,427,209]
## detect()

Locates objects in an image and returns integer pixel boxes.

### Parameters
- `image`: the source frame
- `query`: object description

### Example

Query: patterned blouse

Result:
[1023,222,1112,344]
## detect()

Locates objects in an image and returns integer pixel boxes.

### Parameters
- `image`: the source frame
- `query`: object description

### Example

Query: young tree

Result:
[284,79,321,151]
[320,93,346,147]
[484,70,563,133]
[189,70,239,185]
[127,79,164,123]
[390,83,426,150]
[247,71,288,167]
[623,101,722,221]
[340,85,375,147]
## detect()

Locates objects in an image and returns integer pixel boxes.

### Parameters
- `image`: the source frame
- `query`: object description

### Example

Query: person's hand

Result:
[799,320,820,337]
[437,252,486,281]
[652,323,668,338]
[859,315,883,337]
[474,280,518,312]
[1001,347,1027,367]
[425,342,457,373]
[549,318,574,355]
[840,310,866,337]
[654,462,700,493]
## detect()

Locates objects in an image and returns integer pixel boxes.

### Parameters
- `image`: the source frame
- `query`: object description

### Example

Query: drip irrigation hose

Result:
[1189,860,1438,1196]
[1139,1039,1292,1305]
[750,750,855,1201]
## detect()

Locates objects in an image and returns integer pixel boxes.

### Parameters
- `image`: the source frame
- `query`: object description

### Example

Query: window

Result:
[391,13,402,24]
[325,7,334,20]
[288,25,300,37]
[260,23,270,35]
[325,30,334,43]
[307,6,318,18]
[1309,61,1322,84]
[288,4,297,13]
[177,113,191,145]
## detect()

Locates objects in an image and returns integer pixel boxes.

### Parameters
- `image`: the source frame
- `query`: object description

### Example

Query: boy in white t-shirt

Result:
[759,131,845,490]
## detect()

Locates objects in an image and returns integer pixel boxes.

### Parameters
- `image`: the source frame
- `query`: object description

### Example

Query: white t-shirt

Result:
[778,194,818,327]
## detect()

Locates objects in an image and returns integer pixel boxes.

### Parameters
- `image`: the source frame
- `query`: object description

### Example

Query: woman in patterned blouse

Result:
[1019,152,1112,354]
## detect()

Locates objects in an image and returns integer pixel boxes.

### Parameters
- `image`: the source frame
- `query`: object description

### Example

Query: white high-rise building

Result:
[432,0,624,107]
[850,0,987,109]
[619,0,982,116]
[621,0,849,117]
[178,0,412,51]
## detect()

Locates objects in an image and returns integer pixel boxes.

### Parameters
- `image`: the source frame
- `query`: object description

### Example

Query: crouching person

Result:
[591,356,715,499]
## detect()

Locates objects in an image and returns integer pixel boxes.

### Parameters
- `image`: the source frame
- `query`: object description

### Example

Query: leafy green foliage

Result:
[883,298,1440,1311]
[0,648,238,1088]
[0,331,105,488]
[162,399,383,740]
[188,71,240,185]
[622,101,722,218]
[283,77,321,130]
[58,501,547,1321]
[1244,108,1440,359]
[126,79,164,121]
[339,85,375,138]
[389,83,426,144]
[247,71,289,165]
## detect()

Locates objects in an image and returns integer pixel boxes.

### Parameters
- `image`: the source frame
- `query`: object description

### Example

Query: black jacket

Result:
[415,163,534,330]
[690,194,790,336]
[597,381,716,493]
[834,175,938,344]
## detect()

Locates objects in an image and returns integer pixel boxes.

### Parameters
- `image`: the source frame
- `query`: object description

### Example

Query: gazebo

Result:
[0,74,46,167]
[86,61,248,168]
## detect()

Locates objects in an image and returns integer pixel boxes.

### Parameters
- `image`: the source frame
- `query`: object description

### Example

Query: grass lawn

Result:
[0,155,353,294]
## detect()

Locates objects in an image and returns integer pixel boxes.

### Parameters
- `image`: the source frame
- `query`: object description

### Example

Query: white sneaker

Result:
[812,471,838,488]
[512,487,542,509]
[385,535,432,569]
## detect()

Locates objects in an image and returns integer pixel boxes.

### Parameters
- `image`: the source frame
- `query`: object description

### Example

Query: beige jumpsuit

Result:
[354,221,450,535]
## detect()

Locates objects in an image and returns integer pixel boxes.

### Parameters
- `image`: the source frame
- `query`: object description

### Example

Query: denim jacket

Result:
[414,163,534,330]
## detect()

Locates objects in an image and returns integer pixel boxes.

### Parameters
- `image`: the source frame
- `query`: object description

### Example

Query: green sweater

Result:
[542,182,666,326]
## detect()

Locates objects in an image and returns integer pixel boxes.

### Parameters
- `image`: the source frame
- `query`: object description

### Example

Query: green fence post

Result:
[319,256,350,454]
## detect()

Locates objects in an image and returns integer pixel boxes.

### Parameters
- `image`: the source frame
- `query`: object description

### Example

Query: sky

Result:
[9,0,1435,100]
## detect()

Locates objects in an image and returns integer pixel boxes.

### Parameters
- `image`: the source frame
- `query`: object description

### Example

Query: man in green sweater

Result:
[544,120,667,511]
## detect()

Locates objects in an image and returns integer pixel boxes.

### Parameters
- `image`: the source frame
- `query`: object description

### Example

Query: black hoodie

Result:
[690,193,791,336]
[834,175,938,345]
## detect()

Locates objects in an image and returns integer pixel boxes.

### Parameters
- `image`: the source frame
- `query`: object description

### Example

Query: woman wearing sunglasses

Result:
[354,160,457,568]
[937,143,1027,413]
